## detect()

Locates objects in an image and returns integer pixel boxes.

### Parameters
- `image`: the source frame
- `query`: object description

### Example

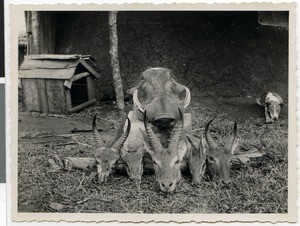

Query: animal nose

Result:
[153,118,175,128]
[161,181,174,189]
[221,179,232,187]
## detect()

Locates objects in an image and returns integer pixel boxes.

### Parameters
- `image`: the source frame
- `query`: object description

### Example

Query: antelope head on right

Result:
[93,114,131,183]
[204,119,239,188]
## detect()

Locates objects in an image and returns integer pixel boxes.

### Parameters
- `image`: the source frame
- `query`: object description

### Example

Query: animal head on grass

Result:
[93,114,131,183]
[142,108,184,193]
[121,133,145,184]
[265,101,284,122]
[204,119,239,188]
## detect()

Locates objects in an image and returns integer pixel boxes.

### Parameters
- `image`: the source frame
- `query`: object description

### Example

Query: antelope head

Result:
[204,119,239,188]
[142,108,184,193]
[93,114,131,183]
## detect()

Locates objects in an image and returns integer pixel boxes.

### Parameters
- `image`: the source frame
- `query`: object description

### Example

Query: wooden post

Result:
[25,11,56,55]
[108,11,125,111]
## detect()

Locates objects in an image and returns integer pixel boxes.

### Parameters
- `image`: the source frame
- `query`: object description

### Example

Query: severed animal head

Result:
[128,68,190,129]
[93,114,131,183]
[121,128,145,185]
[204,119,239,188]
[142,108,184,193]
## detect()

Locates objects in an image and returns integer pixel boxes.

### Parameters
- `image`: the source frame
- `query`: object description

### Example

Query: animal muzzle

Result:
[97,166,109,183]
[159,180,177,193]
[219,178,232,188]
[153,116,176,128]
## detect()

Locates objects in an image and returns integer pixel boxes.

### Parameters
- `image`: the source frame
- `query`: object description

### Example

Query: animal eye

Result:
[208,156,216,162]
[175,160,180,164]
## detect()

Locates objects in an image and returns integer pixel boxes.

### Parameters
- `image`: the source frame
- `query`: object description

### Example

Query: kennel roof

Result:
[18,54,101,80]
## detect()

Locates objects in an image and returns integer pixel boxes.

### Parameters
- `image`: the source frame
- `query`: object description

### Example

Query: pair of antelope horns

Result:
[205,119,237,152]
[93,113,131,151]
[143,108,184,152]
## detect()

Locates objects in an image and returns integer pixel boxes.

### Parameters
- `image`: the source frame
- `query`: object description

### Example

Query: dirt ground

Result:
[19,96,288,136]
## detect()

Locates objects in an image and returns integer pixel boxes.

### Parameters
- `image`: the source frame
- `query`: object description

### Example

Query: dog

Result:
[256,92,284,123]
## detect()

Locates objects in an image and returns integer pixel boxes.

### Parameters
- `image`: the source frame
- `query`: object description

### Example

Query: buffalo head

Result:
[128,68,190,129]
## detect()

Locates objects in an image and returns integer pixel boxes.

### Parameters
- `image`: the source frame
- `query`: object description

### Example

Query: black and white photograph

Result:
[10,3,297,223]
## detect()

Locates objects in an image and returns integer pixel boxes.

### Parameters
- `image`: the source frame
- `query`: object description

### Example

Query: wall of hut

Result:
[54,11,288,101]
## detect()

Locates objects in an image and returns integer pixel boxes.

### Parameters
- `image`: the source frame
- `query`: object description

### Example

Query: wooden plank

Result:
[25,12,32,55]
[31,11,41,54]
[68,99,96,114]
[45,80,67,114]
[19,67,76,80]
[79,59,101,79]
[36,79,49,113]
[22,79,40,112]
[20,58,78,70]
[25,54,86,60]
[72,72,90,82]
[64,88,72,111]
[86,76,95,100]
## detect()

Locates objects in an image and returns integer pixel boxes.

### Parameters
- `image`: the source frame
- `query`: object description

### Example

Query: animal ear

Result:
[280,103,284,108]
[265,102,271,107]
[231,137,240,154]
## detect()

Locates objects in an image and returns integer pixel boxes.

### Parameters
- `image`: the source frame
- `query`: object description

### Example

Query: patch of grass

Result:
[18,103,288,213]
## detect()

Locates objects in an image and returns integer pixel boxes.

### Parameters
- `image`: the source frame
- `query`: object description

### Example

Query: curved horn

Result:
[205,119,219,151]
[224,121,237,153]
[133,90,144,113]
[184,87,191,109]
[93,114,105,147]
[143,110,163,152]
[168,108,184,151]
[111,118,131,151]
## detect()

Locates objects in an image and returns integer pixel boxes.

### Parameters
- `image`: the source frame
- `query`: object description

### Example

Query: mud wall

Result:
[55,11,288,100]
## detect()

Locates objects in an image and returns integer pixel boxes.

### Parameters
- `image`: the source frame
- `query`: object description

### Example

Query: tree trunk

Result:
[108,11,125,110]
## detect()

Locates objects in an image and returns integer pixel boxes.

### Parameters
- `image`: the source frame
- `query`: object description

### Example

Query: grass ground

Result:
[18,97,288,213]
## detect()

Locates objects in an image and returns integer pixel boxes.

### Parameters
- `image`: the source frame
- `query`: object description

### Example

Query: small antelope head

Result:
[121,137,145,184]
[205,119,239,188]
[142,108,184,193]
[93,114,131,183]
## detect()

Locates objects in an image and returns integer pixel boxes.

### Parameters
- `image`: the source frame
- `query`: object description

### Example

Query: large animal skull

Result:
[93,114,131,183]
[142,108,184,193]
[204,119,239,188]
[128,68,190,129]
